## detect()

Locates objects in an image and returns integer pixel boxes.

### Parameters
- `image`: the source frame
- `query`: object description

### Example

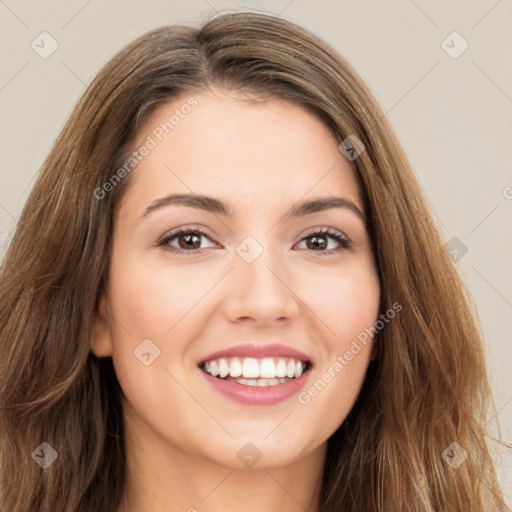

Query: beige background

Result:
[0,0,511,505]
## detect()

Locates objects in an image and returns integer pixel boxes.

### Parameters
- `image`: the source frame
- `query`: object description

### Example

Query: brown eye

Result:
[158,228,217,254]
[295,228,352,254]
[176,232,202,250]
[305,234,328,251]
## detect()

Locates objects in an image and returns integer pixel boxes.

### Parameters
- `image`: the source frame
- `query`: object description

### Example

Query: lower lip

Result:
[199,369,311,405]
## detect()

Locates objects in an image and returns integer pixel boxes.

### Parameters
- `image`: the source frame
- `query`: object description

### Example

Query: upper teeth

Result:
[202,357,306,379]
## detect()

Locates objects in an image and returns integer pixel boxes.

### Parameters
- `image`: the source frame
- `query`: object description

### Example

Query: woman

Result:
[0,11,508,512]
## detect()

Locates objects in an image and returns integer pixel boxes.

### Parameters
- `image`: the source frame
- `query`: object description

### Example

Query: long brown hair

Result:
[0,11,509,512]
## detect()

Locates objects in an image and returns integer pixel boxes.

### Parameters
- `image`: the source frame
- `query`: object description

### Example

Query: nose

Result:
[223,244,300,325]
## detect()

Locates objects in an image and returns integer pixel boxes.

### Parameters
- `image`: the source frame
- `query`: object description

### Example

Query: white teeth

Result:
[229,358,243,378]
[242,358,260,378]
[259,358,276,378]
[218,358,229,378]
[259,378,280,386]
[210,360,219,377]
[235,377,288,387]
[201,356,308,380]
[276,359,287,378]
[286,359,295,378]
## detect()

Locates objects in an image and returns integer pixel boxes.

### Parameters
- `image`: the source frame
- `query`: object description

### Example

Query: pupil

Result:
[181,234,200,249]
[309,235,327,250]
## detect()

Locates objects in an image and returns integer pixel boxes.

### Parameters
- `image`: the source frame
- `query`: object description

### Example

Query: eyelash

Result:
[157,225,353,256]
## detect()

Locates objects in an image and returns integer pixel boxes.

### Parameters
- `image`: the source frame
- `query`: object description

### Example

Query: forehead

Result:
[122,89,362,213]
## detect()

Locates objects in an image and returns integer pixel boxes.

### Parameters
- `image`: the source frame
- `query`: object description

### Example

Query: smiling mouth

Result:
[198,356,311,387]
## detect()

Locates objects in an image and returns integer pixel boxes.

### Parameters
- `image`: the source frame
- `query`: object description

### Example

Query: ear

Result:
[90,295,114,358]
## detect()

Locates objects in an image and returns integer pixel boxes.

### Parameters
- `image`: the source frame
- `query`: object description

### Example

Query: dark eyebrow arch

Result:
[140,193,365,223]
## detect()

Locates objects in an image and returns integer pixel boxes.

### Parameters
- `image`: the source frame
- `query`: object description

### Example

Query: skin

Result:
[92,88,381,512]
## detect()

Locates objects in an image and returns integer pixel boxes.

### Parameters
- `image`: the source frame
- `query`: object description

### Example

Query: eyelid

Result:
[300,226,351,242]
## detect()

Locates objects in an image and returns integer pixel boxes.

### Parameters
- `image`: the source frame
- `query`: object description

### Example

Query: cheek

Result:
[108,251,212,338]
[296,259,379,432]
[303,256,380,342]
[105,254,211,434]
[325,262,380,378]
[106,250,225,389]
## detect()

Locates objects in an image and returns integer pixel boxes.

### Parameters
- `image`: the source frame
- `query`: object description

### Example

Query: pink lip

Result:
[199,369,311,406]
[198,343,311,364]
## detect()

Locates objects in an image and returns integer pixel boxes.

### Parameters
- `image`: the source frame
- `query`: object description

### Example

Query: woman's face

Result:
[93,88,380,470]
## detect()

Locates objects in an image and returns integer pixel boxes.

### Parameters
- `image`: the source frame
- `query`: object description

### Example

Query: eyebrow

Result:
[140,193,366,222]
